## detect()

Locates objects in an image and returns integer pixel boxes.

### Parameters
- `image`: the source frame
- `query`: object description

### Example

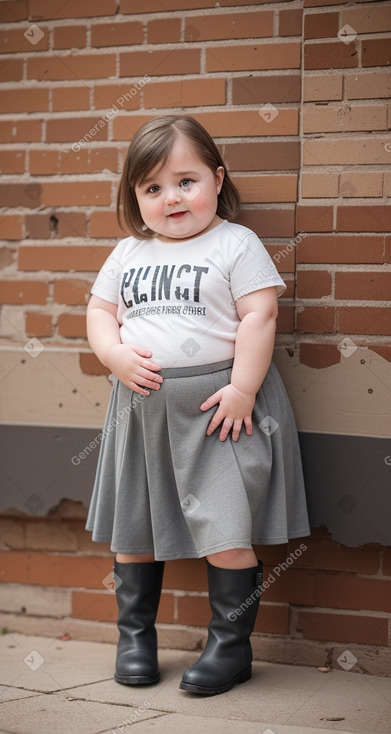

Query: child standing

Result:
[86,115,310,696]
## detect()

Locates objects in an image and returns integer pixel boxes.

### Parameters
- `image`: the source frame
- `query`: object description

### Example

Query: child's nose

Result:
[165,186,182,205]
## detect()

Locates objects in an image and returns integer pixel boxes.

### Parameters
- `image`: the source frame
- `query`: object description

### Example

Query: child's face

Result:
[135,136,224,242]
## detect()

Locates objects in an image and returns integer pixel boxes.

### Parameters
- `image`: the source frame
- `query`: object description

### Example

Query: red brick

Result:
[303,138,391,166]
[297,235,384,264]
[177,595,210,626]
[120,49,200,77]
[236,209,296,238]
[163,559,208,593]
[53,25,86,50]
[276,306,294,333]
[0,280,48,304]
[18,245,111,272]
[0,183,41,208]
[0,88,48,113]
[296,206,333,233]
[383,547,391,576]
[144,78,225,109]
[297,306,335,333]
[299,343,340,368]
[0,2,28,22]
[0,149,25,174]
[79,353,110,377]
[296,610,387,646]
[362,39,391,68]
[315,573,391,613]
[27,54,116,81]
[335,272,391,301]
[296,270,332,298]
[369,346,391,363]
[54,279,91,305]
[221,142,300,172]
[59,149,119,175]
[121,0,269,11]
[0,26,48,53]
[304,12,338,39]
[0,58,23,82]
[25,312,53,337]
[25,212,87,239]
[30,0,117,19]
[0,551,111,588]
[338,206,391,233]
[148,18,181,43]
[72,589,174,624]
[233,175,297,204]
[0,215,23,240]
[303,104,387,134]
[41,182,111,207]
[304,41,358,70]
[337,307,391,336]
[232,74,300,104]
[254,604,289,634]
[261,568,315,606]
[46,117,108,144]
[345,71,391,100]
[52,86,90,112]
[89,211,126,239]
[57,313,87,338]
[279,9,303,37]
[185,11,274,41]
[206,42,300,72]
[93,84,140,111]
[304,73,343,101]
[91,21,143,47]
[296,538,380,574]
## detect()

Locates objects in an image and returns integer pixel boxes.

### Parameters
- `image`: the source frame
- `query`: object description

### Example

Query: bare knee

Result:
[206,548,257,569]
[116,553,155,563]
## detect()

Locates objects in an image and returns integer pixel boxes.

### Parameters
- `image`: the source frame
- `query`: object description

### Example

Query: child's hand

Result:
[200,384,255,442]
[105,344,162,395]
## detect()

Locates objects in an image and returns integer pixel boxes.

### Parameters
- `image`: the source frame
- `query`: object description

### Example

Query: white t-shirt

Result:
[91,220,286,368]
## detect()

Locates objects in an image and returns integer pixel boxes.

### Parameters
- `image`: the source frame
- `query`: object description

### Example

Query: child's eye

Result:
[180,178,193,189]
[147,185,160,194]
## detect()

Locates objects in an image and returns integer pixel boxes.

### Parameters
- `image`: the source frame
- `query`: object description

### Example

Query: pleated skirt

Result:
[85,359,310,560]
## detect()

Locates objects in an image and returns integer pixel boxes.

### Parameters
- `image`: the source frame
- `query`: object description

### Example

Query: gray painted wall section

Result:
[0,425,390,547]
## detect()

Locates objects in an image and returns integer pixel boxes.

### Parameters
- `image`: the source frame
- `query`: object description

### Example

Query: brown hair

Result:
[116,115,241,239]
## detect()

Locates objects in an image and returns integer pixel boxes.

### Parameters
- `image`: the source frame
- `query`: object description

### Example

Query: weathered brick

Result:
[207,42,301,72]
[303,73,343,101]
[304,138,391,166]
[297,235,384,264]
[30,0,117,19]
[0,280,48,304]
[53,25,87,50]
[25,312,53,337]
[299,343,340,368]
[303,104,387,134]
[304,41,358,70]
[337,307,391,336]
[57,313,87,338]
[301,173,338,198]
[296,610,387,646]
[184,11,274,41]
[232,74,300,104]
[340,172,383,198]
[345,71,391,100]
[144,78,226,109]
[0,120,41,142]
[296,270,332,298]
[121,0,265,11]
[120,49,200,77]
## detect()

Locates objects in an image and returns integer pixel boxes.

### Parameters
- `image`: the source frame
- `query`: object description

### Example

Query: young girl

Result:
[86,115,310,696]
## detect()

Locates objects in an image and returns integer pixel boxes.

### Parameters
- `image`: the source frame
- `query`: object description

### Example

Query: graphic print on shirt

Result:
[120,263,209,318]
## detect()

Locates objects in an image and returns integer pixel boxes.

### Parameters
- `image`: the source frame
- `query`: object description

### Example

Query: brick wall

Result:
[0,0,390,676]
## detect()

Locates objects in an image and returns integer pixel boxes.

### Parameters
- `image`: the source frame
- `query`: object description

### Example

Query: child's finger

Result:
[200,390,221,411]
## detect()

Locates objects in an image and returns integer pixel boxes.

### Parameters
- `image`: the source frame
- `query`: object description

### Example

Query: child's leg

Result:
[116,553,155,563]
[114,553,164,686]
[206,547,258,569]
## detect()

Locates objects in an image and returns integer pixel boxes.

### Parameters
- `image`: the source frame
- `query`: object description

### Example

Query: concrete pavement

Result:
[0,633,390,734]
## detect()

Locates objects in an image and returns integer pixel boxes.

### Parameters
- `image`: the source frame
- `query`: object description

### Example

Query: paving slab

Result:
[0,634,390,734]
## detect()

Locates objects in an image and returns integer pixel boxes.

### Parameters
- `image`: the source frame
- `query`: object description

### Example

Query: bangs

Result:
[128,124,177,188]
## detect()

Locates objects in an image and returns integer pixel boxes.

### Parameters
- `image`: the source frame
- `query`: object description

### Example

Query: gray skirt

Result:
[85,360,310,560]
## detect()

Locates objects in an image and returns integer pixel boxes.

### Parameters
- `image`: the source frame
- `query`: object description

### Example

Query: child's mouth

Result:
[168,211,187,219]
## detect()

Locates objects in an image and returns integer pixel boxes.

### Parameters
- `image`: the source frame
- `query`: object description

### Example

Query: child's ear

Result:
[216,166,225,194]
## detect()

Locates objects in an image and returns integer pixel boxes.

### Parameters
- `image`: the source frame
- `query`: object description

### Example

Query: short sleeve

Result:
[90,244,126,305]
[229,232,286,300]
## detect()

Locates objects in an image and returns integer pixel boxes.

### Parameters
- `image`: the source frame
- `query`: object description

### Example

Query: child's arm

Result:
[200,287,278,441]
[87,295,162,395]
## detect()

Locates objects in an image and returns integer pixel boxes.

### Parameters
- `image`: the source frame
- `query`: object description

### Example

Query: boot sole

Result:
[179,665,251,696]
[115,672,160,686]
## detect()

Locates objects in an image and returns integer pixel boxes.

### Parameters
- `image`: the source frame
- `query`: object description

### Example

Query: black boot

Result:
[114,559,164,685]
[179,560,263,695]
